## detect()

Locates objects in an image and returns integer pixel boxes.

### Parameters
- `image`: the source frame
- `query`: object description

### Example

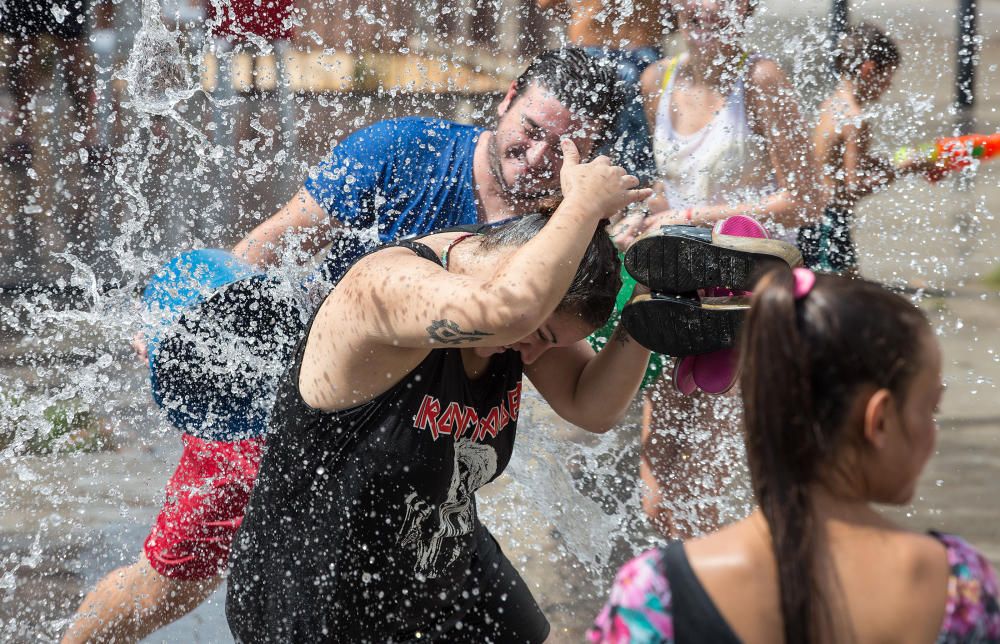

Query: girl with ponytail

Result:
[591,269,1000,643]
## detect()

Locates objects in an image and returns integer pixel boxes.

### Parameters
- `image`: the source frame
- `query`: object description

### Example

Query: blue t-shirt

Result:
[304,117,483,278]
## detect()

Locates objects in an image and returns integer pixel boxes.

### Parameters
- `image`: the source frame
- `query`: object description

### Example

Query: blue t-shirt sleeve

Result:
[304,122,394,229]
[304,118,481,242]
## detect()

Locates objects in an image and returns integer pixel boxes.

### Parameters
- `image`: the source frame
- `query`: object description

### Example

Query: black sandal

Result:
[621,291,749,357]
[624,225,801,293]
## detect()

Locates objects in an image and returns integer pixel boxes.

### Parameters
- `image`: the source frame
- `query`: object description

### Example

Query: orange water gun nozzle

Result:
[895,133,1000,181]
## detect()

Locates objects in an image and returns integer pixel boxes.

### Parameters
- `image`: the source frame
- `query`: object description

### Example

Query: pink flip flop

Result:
[692,218,759,395]
[703,216,769,299]
[694,217,761,394]
[692,347,739,395]
[672,356,698,395]
[713,214,769,240]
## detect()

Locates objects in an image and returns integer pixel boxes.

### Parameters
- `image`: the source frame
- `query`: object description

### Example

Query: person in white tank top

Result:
[613,0,827,541]
[653,51,775,212]
[612,0,825,248]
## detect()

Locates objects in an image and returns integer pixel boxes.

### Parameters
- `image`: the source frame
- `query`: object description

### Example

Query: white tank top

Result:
[653,54,776,211]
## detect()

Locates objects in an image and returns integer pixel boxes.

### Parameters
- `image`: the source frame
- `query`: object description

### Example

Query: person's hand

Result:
[609,206,695,251]
[646,182,670,214]
[608,208,647,251]
[896,154,948,182]
[860,154,895,189]
[558,139,653,225]
[638,209,690,233]
[653,210,692,227]
[924,162,948,183]
[912,157,948,183]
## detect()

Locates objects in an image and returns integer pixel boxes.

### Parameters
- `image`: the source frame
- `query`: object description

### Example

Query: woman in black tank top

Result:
[226,143,655,642]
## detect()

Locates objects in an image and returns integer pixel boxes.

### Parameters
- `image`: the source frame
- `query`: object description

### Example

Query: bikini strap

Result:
[660,55,681,93]
[662,541,742,643]
[393,239,443,267]
[441,233,478,271]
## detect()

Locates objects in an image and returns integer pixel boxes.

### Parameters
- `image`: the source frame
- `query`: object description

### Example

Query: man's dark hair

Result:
[478,213,621,328]
[513,48,624,148]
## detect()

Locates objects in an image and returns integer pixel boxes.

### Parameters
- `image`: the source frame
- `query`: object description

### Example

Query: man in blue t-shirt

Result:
[232,49,623,274]
[64,49,625,643]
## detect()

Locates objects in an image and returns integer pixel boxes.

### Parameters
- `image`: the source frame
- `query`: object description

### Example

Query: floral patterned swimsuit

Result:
[589,532,1000,643]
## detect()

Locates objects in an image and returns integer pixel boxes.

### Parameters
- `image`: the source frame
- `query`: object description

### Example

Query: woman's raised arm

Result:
[328,141,652,351]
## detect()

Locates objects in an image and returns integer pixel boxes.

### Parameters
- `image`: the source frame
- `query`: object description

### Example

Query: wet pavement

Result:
[2,0,1000,641]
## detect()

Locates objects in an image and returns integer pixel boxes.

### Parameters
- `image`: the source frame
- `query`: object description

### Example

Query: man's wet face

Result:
[490,83,599,203]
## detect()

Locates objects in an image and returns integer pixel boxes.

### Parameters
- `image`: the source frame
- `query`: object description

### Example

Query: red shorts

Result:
[143,434,264,581]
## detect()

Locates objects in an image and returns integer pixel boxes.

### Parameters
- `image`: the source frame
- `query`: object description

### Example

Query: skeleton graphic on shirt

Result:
[398,439,498,577]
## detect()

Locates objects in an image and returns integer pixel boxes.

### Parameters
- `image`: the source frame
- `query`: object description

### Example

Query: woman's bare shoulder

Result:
[685,518,769,574]
[896,531,951,579]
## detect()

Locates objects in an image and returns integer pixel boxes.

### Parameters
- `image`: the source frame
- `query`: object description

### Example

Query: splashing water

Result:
[1,1,999,641]
[121,0,197,116]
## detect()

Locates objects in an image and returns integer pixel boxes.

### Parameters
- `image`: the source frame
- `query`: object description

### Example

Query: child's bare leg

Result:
[53,37,97,145]
[61,554,221,644]
[640,375,745,539]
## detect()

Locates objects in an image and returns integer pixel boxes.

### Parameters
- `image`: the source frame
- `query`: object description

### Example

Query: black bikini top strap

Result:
[391,239,444,267]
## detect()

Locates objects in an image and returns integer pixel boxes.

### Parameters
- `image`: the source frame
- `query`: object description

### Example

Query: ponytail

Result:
[741,268,822,643]
[740,269,927,642]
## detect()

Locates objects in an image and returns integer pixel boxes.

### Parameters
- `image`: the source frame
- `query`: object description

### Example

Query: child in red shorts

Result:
[142,435,263,581]
[62,435,262,643]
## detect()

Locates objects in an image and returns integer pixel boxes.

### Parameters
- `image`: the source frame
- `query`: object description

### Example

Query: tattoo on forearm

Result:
[426,319,493,345]
[610,324,632,346]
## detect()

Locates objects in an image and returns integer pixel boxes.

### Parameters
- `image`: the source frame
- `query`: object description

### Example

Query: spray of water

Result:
[122,0,197,116]
[1,0,998,641]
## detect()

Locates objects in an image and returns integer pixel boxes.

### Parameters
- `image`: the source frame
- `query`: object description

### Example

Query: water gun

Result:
[895,133,1000,181]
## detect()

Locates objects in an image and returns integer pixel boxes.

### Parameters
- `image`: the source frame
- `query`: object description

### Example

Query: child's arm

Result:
[834,118,896,203]
[812,99,839,191]
[894,148,948,181]
[822,87,943,203]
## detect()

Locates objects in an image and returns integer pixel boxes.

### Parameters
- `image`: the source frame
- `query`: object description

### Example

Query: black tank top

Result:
[227,240,525,642]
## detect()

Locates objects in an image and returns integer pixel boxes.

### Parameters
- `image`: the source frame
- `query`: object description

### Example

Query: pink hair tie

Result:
[793,267,816,300]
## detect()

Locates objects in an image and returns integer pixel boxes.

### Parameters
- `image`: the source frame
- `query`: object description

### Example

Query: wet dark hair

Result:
[834,22,901,77]
[739,270,929,643]
[512,48,624,147]
[478,213,620,328]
